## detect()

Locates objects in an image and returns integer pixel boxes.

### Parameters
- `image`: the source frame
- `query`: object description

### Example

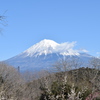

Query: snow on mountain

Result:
[23,39,59,56]
[23,39,80,57]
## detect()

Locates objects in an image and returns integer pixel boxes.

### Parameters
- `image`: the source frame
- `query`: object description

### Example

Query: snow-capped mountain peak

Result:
[24,39,59,56]
[23,39,80,57]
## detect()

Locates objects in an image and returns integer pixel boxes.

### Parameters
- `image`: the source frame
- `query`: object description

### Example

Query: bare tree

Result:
[89,57,100,91]
[0,62,25,100]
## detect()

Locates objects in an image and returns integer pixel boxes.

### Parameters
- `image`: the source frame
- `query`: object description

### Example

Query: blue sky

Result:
[0,0,100,60]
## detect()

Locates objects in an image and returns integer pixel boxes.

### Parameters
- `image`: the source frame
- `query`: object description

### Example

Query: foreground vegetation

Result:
[0,57,100,100]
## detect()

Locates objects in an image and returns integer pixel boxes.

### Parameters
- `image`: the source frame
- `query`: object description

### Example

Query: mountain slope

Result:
[5,39,92,72]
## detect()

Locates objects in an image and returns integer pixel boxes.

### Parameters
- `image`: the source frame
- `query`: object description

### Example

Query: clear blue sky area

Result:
[0,0,100,60]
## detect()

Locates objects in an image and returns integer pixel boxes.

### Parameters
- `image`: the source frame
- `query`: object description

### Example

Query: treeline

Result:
[0,57,100,100]
[39,68,100,100]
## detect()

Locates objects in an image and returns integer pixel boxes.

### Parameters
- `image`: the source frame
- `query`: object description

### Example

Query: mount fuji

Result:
[5,39,92,72]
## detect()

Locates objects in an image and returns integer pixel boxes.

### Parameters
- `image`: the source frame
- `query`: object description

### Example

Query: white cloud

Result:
[57,41,77,51]
[53,41,88,55]
[56,41,88,53]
